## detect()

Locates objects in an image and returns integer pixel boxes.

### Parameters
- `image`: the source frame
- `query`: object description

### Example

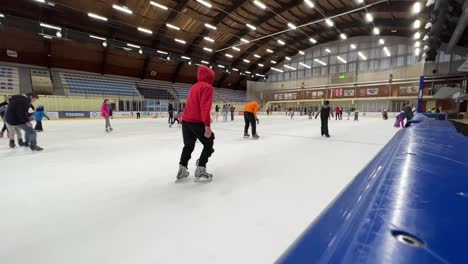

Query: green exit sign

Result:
[338,75,346,79]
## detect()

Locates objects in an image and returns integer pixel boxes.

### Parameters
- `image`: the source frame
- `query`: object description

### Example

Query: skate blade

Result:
[194,177,213,183]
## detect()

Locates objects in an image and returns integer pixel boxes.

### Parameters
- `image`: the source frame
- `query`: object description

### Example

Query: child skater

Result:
[34,105,50,132]
[354,109,360,121]
[315,100,334,137]
[394,111,406,128]
[101,99,113,132]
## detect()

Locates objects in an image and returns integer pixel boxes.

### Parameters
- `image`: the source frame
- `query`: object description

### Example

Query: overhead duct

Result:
[425,0,450,61]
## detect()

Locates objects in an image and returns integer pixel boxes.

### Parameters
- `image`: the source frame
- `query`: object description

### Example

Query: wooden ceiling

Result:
[0,0,426,89]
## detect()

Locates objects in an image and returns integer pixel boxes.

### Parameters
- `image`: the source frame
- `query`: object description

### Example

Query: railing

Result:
[277,113,468,263]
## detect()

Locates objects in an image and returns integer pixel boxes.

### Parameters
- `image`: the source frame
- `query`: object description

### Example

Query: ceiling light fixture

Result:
[310,38,317,44]
[138,27,153,34]
[271,67,284,73]
[414,32,421,39]
[314,58,327,66]
[365,13,374,22]
[350,44,357,49]
[204,36,215,43]
[112,4,133,14]
[414,41,421,47]
[304,0,315,8]
[383,46,391,57]
[285,56,291,61]
[56,31,62,38]
[139,49,143,54]
[246,24,257,30]
[358,51,367,60]
[373,27,380,35]
[90,35,106,41]
[243,59,250,63]
[277,39,286,45]
[340,33,347,40]
[325,19,334,27]
[40,23,61,31]
[413,19,421,29]
[325,48,331,53]
[88,13,108,21]
[203,47,213,52]
[181,56,191,60]
[299,51,305,55]
[218,65,225,68]
[175,38,186,44]
[299,62,311,69]
[205,23,217,30]
[415,48,421,56]
[240,38,250,43]
[225,54,233,58]
[288,23,297,30]
[102,41,107,47]
[150,1,168,10]
[196,0,212,8]
[254,54,261,58]
[166,23,180,30]
[232,47,241,51]
[157,50,168,54]
[266,49,274,53]
[379,38,385,45]
[284,65,296,70]
[232,68,239,72]
[258,63,264,67]
[337,56,347,63]
[412,2,422,14]
[253,0,267,9]
[271,60,277,64]
[201,60,210,64]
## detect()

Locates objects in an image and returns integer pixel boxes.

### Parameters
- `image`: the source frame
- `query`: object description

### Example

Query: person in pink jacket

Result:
[101,99,113,132]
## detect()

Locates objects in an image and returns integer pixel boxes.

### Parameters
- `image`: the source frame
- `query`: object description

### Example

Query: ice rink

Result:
[0,115,397,264]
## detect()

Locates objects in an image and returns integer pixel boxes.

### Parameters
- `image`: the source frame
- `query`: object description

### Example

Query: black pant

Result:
[1,123,6,134]
[244,112,256,135]
[354,115,359,121]
[321,116,329,136]
[180,121,215,168]
[35,121,43,131]
[231,111,234,121]
[171,118,180,125]
[168,111,174,123]
[136,113,140,119]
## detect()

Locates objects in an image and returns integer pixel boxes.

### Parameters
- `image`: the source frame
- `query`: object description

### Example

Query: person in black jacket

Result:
[0,101,8,138]
[168,102,174,124]
[4,93,43,151]
[315,100,334,138]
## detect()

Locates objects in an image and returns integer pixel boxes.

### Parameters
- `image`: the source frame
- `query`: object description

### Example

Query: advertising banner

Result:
[46,112,59,119]
[367,88,379,96]
[344,89,355,97]
[58,111,90,118]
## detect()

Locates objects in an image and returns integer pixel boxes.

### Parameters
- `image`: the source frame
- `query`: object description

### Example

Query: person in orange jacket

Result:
[243,101,260,139]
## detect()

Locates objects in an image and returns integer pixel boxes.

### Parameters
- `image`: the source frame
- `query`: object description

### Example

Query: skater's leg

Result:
[244,114,250,134]
[250,114,257,135]
[324,119,329,136]
[320,117,325,135]
[179,122,197,167]
[183,122,215,167]
[16,124,36,146]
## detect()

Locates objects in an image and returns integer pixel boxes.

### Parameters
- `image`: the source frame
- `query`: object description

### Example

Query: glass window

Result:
[305,69,312,78]
[330,56,337,64]
[338,64,347,73]
[277,74,283,81]
[291,71,297,79]
[359,61,368,72]
[349,62,356,73]
[407,55,417,65]
[339,45,348,53]
[397,56,405,67]
[298,70,304,79]
[398,44,406,56]
[439,51,450,62]
[313,48,321,57]
[284,72,290,80]
[380,58,391,70]
[321,67,328,76]
[349,51,357,62]
[330,65,337,75]
[313,68,320,76]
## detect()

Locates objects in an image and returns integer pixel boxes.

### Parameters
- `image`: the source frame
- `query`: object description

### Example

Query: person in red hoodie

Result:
[101,99,113,132]
[177,66,215,182]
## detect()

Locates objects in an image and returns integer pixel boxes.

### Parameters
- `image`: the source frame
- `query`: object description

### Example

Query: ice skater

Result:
[169,110,182,128]
[243,100,260,139]
[222,104,228,122]
[4,93,42,151]
[230,105,236,121]
[136,112,141,119]
[101,99,113,132]
[395,111,406,128]
[214,105,220,121]
[176,66,215,182]
[0,100,8,138]
[34,105,50,132]
[168,102,174,124]
[354,109,360,121]
[315,100,334,137]
[382,109,388,120]
[289,108,294,119]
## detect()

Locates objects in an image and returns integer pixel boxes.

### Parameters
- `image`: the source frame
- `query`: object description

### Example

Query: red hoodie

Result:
[182,66,215,126]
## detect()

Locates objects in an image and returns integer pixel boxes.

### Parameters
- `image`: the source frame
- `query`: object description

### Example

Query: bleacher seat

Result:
[215,88,248,102]
[0,66,20,94]
[61,73,140,97]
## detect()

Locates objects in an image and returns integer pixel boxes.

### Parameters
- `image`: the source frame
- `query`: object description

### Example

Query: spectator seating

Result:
[136,81,177,100]
[216,88,248,102]
[61,72,140,97]
[0,66,20,94]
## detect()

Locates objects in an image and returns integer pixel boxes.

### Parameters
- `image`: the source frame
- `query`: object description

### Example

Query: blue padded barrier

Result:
[277,113,468,264]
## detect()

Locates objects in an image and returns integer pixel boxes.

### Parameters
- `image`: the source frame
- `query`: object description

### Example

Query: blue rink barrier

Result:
[277,114,468,264]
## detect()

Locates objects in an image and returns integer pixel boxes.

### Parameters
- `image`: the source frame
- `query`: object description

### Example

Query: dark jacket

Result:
[5,95,32,125]
[315,105,333,119]
[168,103,174,112]
[403,105,413,120]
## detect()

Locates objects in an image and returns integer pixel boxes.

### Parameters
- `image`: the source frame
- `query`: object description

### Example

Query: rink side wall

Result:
[276,113,468,264]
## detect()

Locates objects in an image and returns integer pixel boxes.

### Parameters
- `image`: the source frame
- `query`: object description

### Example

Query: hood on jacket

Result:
[197,66,215,85]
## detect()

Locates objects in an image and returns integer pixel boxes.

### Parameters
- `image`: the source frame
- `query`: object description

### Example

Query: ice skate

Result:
[24,141,29,147]
[244,133,250,138]
[106,129,110,133]
[109,127,113,132]
[176,165,190,181]
[194,166,213,183]
[9,140,15,148]
[18,139,25,146]
[253,134,260,140]
[30,145,43,151]
[325,134,331,138]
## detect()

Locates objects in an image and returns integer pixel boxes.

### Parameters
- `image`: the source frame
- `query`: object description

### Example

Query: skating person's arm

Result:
[314,108,321,119]
[200,86,214,137]
[44,112,50,120]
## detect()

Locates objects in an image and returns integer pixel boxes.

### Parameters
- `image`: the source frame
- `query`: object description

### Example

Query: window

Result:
[349,51,357,62]
[291,71,297,79]
[330,65,337,75]
[349,63,356,73]
[338,64,347,73]
[397,56,405,67]
[284,72,290,80]
[313,48,321,57]
[305,69,311,78]
[321,67,328,76]
[298,70,304,79]
[339,45,348,53]
[380,58,391,70]
[359,61,368,72]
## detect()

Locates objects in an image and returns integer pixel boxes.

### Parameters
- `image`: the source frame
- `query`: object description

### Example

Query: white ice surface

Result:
[0,115,397,264]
